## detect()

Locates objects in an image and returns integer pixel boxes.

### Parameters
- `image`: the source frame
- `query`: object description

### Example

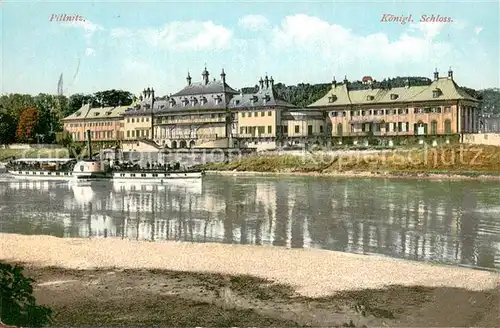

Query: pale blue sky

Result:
[1,0,499,97]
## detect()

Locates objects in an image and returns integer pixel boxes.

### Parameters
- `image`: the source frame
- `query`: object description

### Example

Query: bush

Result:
[0,262,53,327]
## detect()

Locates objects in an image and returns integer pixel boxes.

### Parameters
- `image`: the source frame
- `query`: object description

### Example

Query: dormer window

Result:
[390,94,398,100]
[169,98,176,107]
[182,98,189,106]
[251,95,258,105]
[75,112,81,117]
[432,88,442,98]
[215,96,222,105]
[200,96,207,105]
[94,112,100,116]
[366,95,374,101]
[328,95,337,103]
[264,94,271,103]
[190,97,198,106]
[106,111,112,116]
[234,99,240,105]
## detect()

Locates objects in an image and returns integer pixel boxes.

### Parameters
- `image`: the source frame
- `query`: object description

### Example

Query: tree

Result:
[0,262,53,327]
[0,110,16,145]
[93,89,134,107]
[16,107,39,143]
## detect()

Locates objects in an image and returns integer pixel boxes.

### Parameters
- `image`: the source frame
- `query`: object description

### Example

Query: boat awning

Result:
[13,158,74,162]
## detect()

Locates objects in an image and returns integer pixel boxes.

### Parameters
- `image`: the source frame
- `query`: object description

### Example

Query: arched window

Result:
[431,120,438,135]
[337,123,343,136]
[444,119,452,134]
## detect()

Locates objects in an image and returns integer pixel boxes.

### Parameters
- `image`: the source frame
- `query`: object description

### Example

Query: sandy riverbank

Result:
[1,234,500,326]
[206,169,500,181]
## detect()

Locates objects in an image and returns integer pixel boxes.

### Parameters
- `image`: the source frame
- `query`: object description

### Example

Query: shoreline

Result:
[2,234,500,327]
[205,169,500,181]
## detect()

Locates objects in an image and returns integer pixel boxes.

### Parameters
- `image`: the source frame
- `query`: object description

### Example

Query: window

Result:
[385,122,390,132]
[445,107,451,113]
[240,127,245,134]
[267,126,272,134]
[258,126,265,134]
[261,111,265,117]
[337,123,343,136]
[390,94,398,100]
[132,118,135,123]
[267,111,272,116]
[242,112,246,118]
[307,125,313,135]
[431,120,438,134]
[283,126,288,134]
[294,125,300,133]
[444,119,452,133]
[320,125,324,133]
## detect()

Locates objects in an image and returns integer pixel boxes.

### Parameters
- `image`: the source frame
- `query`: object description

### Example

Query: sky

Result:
[1,0,499,97]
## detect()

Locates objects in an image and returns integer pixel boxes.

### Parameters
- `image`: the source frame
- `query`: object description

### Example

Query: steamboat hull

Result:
[8,170,73,180]
[112,171,204,183]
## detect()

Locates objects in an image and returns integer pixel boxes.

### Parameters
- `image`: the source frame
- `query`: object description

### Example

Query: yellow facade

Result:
[123,115,152,140]
[237,109,278,138]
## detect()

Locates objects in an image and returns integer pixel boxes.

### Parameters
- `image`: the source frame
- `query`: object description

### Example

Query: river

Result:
[0,174,499,271]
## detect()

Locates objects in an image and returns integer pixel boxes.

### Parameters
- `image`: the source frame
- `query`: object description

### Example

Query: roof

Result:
[172,80,239,97]
[62,103,92,120]
[230,77,296,109]
[62,104,130,120]
[309,77,479,108]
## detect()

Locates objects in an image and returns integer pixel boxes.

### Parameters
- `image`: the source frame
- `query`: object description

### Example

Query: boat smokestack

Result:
[86,129,92,159]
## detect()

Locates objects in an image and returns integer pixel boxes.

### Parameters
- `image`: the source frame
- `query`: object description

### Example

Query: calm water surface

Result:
[1,174,500,271]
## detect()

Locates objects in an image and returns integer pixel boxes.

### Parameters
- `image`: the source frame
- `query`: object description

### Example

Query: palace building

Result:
[231,75,326,150]
[152,67,239,148]
[62,67,482,149]
[62,103,129,142]
[309,69,480,145]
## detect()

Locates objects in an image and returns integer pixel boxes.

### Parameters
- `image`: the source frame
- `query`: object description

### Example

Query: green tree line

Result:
[0,90,134,145]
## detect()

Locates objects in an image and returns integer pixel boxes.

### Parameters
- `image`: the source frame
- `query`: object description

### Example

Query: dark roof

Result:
[172,81,239,97]
[230,80,296,109]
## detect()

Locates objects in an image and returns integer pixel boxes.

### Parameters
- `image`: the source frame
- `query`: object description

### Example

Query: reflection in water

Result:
[1,176,500,270]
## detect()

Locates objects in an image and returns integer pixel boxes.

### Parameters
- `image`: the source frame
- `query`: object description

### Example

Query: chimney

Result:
[220,69,226,84]
[151,88,155,100]
[448,67,453,79]
[259,77,264,90]
[332,76,337,88]
[146,87,151,98]
[434,68,439,81]
[186,72,192,85]
[202,66,209,85]
[265,75,269,89]
[343,75,348,84]
[405,77,410,88]
[270,76,274,88]
[143,89,147,99]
